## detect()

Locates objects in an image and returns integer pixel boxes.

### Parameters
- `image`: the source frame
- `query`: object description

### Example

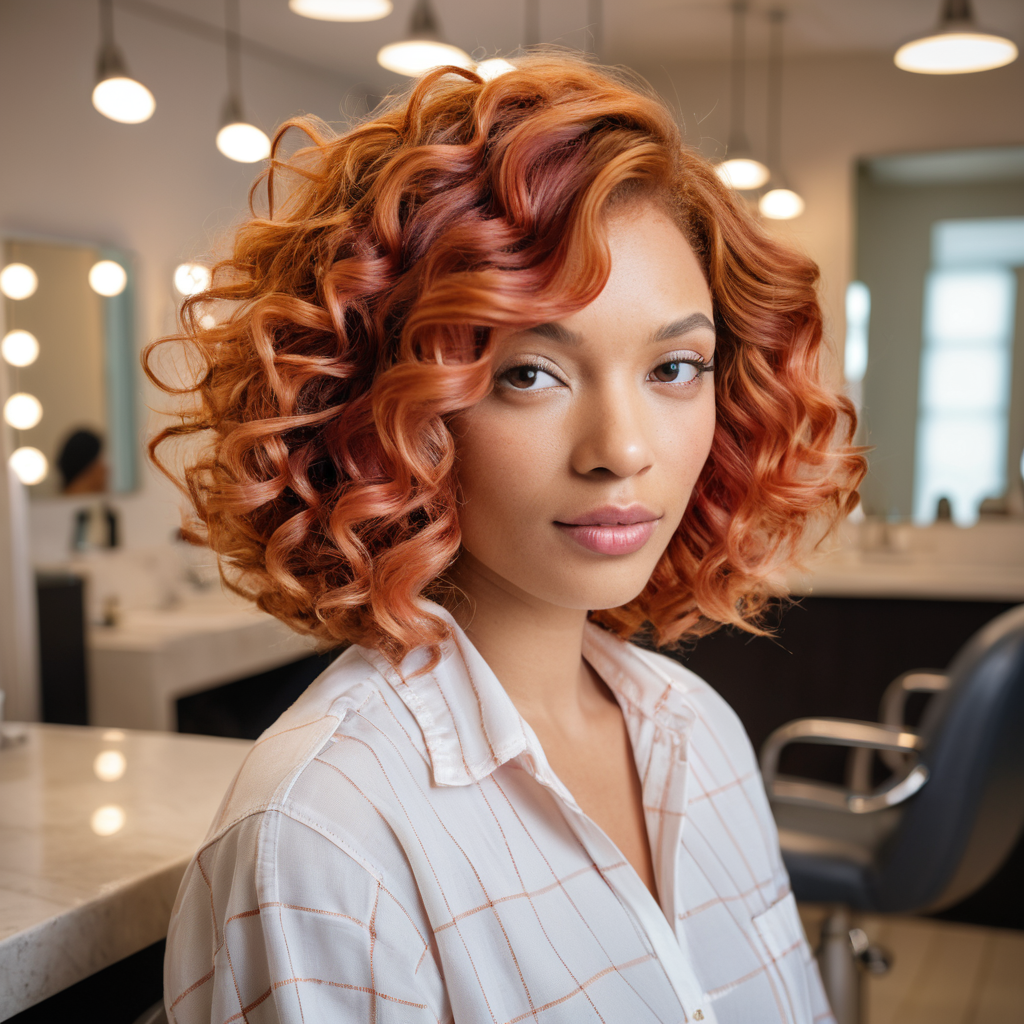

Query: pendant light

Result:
[895,0,1017,74]
[759,10,804,220]
[216,0,271,163]
[91,0,156,124]
[289,0,393,20]
[377,0,472,77]
[716,2,770,191]
[476,58,516,81]
[524,0,539,48]
[588,0,603,57]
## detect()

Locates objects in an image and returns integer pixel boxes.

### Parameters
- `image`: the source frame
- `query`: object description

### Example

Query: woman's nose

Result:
[569,382,655,479]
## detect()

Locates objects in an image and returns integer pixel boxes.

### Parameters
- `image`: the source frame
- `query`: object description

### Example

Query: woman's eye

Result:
[649,360,700,384]
[500,365,561,390]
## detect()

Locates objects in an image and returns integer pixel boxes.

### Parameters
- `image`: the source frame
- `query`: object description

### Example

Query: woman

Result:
[151,54,862,1024]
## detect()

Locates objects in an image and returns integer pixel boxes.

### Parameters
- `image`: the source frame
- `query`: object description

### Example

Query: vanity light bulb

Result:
[759,188,805,220]
[216,122,271,163]
[377,39,474,77]
[289,0,393,20]
[174,263,212,296]
[1,330,40,367]
[4,393,43,430]
[0,263,39,300]
[476,58,516,81]
[90,804,126,836]
[92,76,156,124]
[9,446,48,485]
[715,158,771,191]
[88,260,128,297]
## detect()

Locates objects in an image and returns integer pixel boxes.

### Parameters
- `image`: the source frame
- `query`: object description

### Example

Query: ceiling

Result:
[117,0,1024,94]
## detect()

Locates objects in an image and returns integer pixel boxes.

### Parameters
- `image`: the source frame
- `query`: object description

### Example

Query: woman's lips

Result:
[554,505,661,556]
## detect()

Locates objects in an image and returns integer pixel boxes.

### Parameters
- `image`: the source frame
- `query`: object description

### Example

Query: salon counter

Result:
[0,723,250,1019]
[785,519,1024,603]
[88,591,317,731]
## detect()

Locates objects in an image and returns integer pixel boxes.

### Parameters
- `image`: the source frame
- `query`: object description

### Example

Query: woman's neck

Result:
[446,552,609,733]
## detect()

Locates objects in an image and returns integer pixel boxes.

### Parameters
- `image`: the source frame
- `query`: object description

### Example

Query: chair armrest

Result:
[846,672,948,785]
[760,718,927,815]
[880,671,949,728]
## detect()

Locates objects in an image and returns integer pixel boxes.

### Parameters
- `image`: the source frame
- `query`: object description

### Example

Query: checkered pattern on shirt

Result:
[164,614,834,1024]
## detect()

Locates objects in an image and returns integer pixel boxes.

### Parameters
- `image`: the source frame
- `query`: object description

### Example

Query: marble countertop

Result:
[784,520,1024,603]
[87,591,317,731]
[0,723,251,1019]
[787,559,1024,602]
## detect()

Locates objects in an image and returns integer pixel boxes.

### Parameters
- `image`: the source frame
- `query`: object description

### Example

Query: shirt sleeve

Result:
[164,808,446,1024]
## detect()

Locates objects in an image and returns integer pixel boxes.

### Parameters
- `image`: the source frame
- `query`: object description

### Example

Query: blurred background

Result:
[0,2,1022,1022]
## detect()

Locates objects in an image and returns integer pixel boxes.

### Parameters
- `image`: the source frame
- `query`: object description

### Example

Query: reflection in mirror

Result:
[1,238,136,500]
[855,146,1024,525]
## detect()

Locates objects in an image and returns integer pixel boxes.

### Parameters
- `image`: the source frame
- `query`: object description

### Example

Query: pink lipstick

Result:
[555,504,662,556]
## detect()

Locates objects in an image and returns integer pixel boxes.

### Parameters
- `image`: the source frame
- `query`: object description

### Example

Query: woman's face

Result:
[452,200,717,614]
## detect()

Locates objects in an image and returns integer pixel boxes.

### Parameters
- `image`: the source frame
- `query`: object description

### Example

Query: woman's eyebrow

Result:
[527,322,581,345]
[651,312,716,343]
[525,313,715,347]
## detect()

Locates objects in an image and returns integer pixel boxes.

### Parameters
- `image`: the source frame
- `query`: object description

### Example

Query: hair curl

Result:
[145,53,865,664]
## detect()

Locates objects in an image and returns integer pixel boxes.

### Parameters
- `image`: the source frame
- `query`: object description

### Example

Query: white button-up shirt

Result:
[165,610,834,1024]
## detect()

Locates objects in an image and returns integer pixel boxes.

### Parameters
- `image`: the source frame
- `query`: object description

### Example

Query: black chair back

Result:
[869,604,1024,912]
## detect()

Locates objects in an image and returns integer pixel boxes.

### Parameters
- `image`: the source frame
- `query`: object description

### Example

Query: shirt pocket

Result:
[751,892,815,1024]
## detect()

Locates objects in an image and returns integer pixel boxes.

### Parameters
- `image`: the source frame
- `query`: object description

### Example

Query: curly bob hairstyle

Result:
[146,53,864,664]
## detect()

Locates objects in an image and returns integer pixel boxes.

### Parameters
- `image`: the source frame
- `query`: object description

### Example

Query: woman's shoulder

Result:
[202,645,425,846]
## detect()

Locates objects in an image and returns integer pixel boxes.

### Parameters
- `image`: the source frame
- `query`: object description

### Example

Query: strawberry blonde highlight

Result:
[145,54,864,663]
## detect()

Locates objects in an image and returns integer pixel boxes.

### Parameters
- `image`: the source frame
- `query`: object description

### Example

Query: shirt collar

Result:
[358,604,695,788]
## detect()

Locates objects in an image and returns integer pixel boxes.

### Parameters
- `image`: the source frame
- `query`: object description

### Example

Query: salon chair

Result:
[760,603,1024,1024]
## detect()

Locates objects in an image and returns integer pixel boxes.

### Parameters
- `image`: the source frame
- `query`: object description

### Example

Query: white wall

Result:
[633,52,1024,368]
[0,0,355,562]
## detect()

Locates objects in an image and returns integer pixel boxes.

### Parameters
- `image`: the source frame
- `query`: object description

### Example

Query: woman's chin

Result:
[538,571,655,615]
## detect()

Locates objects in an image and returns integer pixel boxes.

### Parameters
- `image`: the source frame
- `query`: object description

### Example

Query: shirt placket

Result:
[518,725,719,1024]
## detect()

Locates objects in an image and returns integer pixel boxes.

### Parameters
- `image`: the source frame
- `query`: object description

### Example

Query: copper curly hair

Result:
[145,53,864,664]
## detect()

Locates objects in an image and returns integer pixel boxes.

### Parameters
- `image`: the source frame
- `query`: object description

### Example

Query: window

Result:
[913,218,1023,525]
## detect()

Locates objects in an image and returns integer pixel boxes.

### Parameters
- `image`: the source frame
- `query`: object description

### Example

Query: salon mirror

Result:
[854,144,1024,527]
[1,237,136,499]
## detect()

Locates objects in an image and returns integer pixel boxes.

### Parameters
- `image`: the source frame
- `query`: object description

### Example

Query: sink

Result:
[88,591,318,731]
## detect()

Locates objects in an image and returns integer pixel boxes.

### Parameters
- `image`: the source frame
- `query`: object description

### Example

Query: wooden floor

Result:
[798,905,1024,1024]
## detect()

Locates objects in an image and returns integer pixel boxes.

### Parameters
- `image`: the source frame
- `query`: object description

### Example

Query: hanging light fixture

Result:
[216,0,271,163]
[759,10,804,220]
[717,2,770,191]
[91,0,156,124]
[289,0,392,20]
[476,58,516,81]
[377,0,473,77]
[588,0,604,58]
[524,0,540,48]
[895,0,1017,74]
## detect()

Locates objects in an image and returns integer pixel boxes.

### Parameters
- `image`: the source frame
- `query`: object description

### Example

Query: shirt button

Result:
[693,1011,705,1021]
